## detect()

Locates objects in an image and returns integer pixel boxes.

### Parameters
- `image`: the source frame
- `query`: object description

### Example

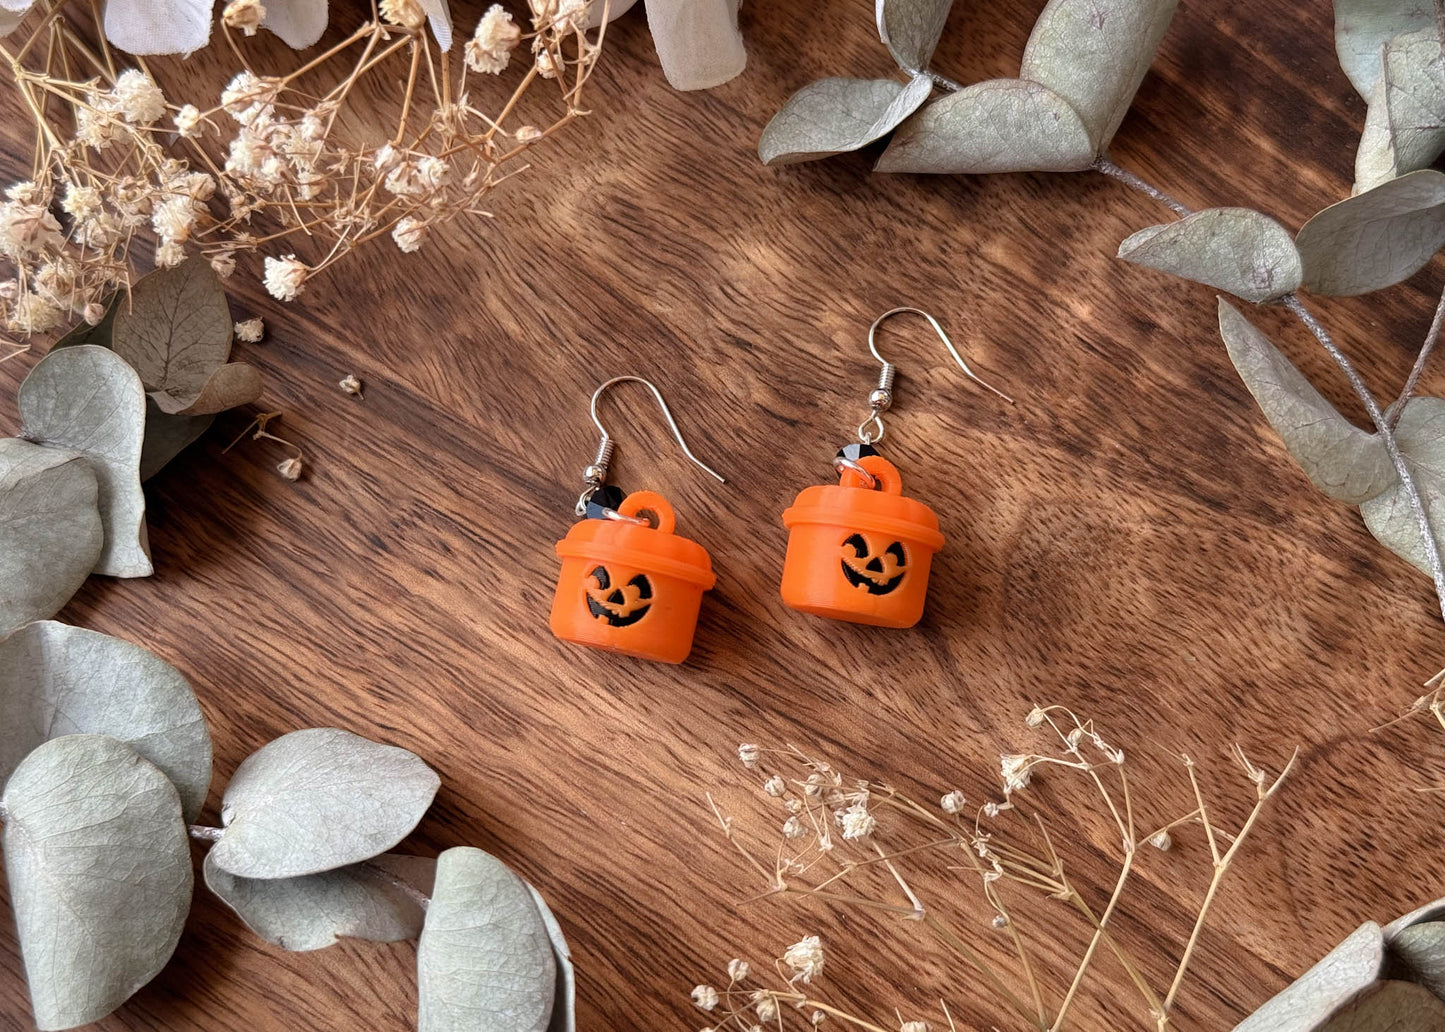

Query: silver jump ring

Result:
[832,455,877,489]
[857,412,885,445]
[602,507,652,526]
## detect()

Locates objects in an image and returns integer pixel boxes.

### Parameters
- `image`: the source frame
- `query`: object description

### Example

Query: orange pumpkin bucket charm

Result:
[780,308,1014,628]
[550,376,724,665]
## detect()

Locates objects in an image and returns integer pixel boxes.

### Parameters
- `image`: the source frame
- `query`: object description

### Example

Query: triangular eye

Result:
[588,565,611,590]
[885,541,906,566]
[627,573,653,600]
[843,533,869,557]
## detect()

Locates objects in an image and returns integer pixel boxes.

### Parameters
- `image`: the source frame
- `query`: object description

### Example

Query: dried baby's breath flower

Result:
[82,301,107,325]
[8,293,63,334]
[112,69,166,124]
[392,216,427,253]
[155,240,186,267]
[900,1023,929,1032]
[781,816,805,839]
[940,790,966,814]
[380,0,425,29]
[691,985,719,1011]
[990,913,1009,929]
[738,744,761,769]
[277,456,303,480]
[752,991,779,1022]
[516,125,544,143]
[466,5,521,75]
[234,317,264,342]
[0,203,63,259]
[535,49,560,79]
[764,776,787,797]
[1026,706,1046,727]
[339,373,362,395]
[727,958,749,982]
[782,936,824,983]
[222,0,266,35]
[210,252,237,279]
[173,105,202,137]
[1000,753,1032,793]
[811,1012,827,1026]
[1148,829,1172,851]
[837,802,875,840]
[263,254,308,301]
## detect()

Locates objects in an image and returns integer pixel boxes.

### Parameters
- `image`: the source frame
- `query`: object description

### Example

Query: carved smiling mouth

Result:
[840,534,906,596]
[585,565,653,627]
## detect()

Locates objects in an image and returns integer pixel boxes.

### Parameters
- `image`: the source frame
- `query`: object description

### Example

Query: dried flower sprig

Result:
[0,0,606,337]
[703,708,1298,1032]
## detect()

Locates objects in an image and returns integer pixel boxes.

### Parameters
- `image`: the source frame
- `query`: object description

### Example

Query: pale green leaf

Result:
[1316,980,1445,1031]
[1385,897,1445,937]
[204,851,434,951]
[210,727,440,879]
[1296,169,1445,295]
[875,79,1095,173]
[139,401,214,482]
[2,735,192,1031]
[418,847,557,1032]
[1119,208,1302,302]
[1334,0,1434,98]
[528,882,574,1032]
[0,440,101,637]
[1216,300,1394,504]
[17,345,150,578]
[876,0,953,73]
[111,257,260,416]
[1230,922,1384,1032]
[1383,27,1445,174]
[1388,923,1445,999]
[1360,397,1445,574]
[760,75,933,166]
[1019,0,1179,152]
[644,0,746,91]
[0,620,211,820]
[1354,77,1401,194]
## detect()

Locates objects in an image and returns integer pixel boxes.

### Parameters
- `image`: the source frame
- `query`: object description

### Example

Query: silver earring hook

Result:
[575,375,725,516]
[859,306,1015,443]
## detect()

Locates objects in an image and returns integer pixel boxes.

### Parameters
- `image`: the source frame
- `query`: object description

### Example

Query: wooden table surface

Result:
[4,0,1445,1030]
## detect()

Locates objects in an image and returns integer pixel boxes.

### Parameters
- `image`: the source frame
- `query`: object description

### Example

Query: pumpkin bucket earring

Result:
[550,376,725,664]
[780,307,1014,628]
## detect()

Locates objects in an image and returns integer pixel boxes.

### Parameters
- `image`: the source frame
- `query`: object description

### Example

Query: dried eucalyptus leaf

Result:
[1230,922,1385,1032]
[140,401,214,482]
[1383,27,1445,174]
[148,362,262,417]
[258,0,328,48]
[210,727,441,879]
[1334,0,1435,98]
[644,0,746,91]
[1216,300,1394,503]
[1119,208,1302,302]
[1360,397,1445,574]
[17,345,150,578]
[1018,0,1179,152]
[527,882,575,1032]
[1388,923,1445,998]
[418,847,558,1032]
[204,851,435,952]
[2,735,192,1031]
[1385,898,1445,937]
[0,440,101,637]
[51,294,119,350]
[102,0,212,55]
[111,257,236,413]
[1355,77,1402,194]
[0,620,211,821]
[875,79,1095,173]
[1296,169,1445,296]
[876,0,953,73]
[759,75,933,166]
[1315,980,1445,1031]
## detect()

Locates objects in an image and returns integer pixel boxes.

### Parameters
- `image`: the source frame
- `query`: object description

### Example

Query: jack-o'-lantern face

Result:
[585,565,653,626]
[840,533,906,595]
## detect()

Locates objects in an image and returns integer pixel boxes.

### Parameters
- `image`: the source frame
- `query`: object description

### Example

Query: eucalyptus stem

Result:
[1095,157,1445,623]
[1388,283,1445,428]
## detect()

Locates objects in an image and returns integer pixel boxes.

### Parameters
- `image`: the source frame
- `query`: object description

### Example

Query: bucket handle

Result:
[618,490,677,534]
[838,455,903,496]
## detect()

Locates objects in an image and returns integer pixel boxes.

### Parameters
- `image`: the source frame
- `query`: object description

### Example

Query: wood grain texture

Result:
[3,1,1445,1030]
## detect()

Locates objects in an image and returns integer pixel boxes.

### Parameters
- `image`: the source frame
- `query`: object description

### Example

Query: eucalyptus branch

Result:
[1097,157,1445,623]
